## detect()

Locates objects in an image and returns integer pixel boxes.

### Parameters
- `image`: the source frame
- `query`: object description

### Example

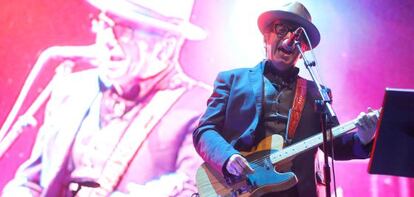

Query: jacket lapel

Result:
[248,60,266,121]
[42,73,102,196]
[232,60,265,149]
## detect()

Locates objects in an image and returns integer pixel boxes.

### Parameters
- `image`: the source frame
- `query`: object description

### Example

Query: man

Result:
[3,0,210,196]
[193,2,377,197]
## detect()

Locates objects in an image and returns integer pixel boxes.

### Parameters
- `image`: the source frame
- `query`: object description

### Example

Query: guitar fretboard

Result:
[269,118,358,163]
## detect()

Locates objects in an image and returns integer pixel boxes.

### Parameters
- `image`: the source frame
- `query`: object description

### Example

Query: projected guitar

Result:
[195,110,379,197]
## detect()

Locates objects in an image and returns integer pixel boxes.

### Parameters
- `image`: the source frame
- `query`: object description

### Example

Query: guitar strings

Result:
[247,120,358,167]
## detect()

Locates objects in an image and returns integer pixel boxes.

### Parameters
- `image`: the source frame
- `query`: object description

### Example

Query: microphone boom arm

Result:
[0,59,74,160]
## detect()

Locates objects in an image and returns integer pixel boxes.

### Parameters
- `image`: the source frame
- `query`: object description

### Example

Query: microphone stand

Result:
[294,40,339,197]
[0,45,99,159]
[0,61,74,159]
[0,45,100,142]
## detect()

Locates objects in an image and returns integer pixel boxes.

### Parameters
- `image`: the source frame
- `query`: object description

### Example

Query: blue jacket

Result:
[193,60,371,196]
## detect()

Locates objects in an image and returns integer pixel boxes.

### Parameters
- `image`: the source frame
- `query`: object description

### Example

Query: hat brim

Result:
[258,10,320,48]
[87,0,207,40]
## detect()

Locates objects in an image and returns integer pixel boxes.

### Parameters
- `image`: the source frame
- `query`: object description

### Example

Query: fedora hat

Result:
[257,1,320,48]
[87,0,207,40]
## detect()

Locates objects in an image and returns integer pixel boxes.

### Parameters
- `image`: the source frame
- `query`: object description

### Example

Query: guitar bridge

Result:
[224,175,253,196]
[224,175,244,185]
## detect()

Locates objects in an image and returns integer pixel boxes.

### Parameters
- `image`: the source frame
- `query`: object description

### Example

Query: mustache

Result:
[271,41,294,55]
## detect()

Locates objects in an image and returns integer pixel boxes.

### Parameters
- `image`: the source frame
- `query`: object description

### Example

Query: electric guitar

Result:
[195,110,379,197]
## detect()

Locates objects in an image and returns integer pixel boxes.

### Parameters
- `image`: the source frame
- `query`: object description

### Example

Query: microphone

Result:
[69,177,101,196]
[70,177,101,188]
[280,27,303,53]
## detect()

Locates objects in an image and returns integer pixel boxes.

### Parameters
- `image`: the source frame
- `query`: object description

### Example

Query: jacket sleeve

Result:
[193,72,239,176]
[329,131,373,160]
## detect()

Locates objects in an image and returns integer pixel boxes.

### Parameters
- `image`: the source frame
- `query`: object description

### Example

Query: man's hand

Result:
[355,107,379,145]
[226,154,254,176]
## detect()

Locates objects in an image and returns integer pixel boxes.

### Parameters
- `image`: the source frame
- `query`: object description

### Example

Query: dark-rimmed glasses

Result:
[272,23,297,38]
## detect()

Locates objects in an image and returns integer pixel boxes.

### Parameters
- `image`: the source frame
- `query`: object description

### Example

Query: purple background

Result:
[0,0,413,195]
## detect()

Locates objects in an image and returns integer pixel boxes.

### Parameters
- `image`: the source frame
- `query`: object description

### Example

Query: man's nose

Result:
[106,40,124,57]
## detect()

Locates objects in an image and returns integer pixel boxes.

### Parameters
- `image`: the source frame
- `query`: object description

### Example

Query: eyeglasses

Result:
[112,23,173,41]
[272,23,297,38]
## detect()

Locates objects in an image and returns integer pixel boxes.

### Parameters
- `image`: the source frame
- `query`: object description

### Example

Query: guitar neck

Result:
[269,117,358,164]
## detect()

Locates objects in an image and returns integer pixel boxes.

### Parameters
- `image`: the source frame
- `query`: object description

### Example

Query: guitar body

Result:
[196,135,298,197]
[196,109,379,197]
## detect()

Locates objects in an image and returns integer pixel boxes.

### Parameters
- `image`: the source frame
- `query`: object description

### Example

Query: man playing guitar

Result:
[193,2,378,197]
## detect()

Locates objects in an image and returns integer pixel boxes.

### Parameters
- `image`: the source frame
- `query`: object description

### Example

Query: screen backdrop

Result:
[0,0,413,196]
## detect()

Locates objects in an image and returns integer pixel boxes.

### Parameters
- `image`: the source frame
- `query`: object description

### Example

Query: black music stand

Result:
[368,88,414,178]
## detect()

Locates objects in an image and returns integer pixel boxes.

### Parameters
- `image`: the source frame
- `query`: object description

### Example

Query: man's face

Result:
[264,20,306,71]
[94,14,180,84]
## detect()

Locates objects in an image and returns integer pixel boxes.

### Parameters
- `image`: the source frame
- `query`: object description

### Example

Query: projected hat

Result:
[87,0,207,40]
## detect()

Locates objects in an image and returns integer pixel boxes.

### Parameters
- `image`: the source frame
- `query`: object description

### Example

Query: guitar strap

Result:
[77,86,188,196]
[286,77,307,141]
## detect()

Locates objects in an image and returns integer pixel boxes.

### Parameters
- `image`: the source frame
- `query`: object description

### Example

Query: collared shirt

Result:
[258,63,298,144]
[69,66,184,187]
[69,79,146,182]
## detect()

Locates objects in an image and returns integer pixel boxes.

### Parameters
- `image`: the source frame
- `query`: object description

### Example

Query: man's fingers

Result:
[226,155,243,176]
[235,157,254,174]
[368,107,374,112]
[356,112,368,130]
[363,113,377,129]
[233,162,244,176]
[368,115,378,128]
[228,165,241,176]
[227,162,239,176]
[357,108,379,130]
[226,154,255,176]
[366,107,379,127]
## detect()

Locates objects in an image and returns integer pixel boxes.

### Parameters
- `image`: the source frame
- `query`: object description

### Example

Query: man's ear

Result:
[262,34,270,57]
[262,33,270,44]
